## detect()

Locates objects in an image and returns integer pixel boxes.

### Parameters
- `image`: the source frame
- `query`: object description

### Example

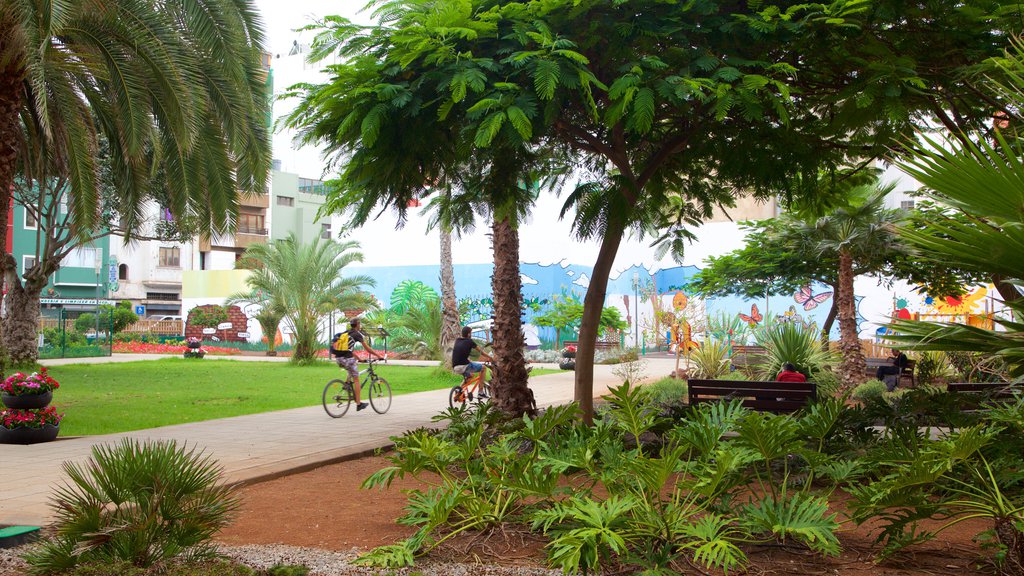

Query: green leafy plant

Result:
[852,379,887,402]
[24,439,238,573]
[755,322,837,381]
[188,305,229,329]
[690,338,731,379]
[913,351,953,386]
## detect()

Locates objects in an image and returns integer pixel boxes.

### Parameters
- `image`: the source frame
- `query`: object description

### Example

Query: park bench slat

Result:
[948,382,1020,395]
[687,379,817,414]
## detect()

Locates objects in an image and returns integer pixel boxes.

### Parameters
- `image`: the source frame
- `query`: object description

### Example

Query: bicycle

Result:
[323,358,392,417]
[449,363,493,409]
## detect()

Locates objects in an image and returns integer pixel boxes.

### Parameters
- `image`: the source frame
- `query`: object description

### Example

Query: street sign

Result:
[202,328,216,335]
[216,322,233,330]
[135,305,145,315]
[40,298,115,305]
[237,331,250,339]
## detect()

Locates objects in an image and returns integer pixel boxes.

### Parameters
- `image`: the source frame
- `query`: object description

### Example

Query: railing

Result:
[122,319,184,335]
[39,318,183,335]
[237,226,268,236]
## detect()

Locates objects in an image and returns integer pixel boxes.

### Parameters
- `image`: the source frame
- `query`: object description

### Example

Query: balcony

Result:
[240,193,270,209]
[236,225,268,248]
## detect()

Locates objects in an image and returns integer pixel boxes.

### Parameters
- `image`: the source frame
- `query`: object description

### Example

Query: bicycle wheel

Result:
[322,379,352,418]
[368,376,392,414]
[448,385,467,409]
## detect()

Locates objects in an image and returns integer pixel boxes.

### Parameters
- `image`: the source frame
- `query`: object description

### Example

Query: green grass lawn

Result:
[45,359,558,436]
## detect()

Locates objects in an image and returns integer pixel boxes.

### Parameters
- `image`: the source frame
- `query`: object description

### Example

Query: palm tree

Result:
[0,0,270,365]
[800,185,906,387]
[237,235,376,364]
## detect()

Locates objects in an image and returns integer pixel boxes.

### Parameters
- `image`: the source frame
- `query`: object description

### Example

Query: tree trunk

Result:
[836,250,865,388]
[439,229,460,369]
[992,274,1021,305]
[576,218,626,424]
[0,43,27,367]
[2,268,42,366]
[820,293,838,348]
[490,216,534,417]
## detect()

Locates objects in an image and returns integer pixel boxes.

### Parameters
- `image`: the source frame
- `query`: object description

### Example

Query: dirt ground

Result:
[218,454,998,575]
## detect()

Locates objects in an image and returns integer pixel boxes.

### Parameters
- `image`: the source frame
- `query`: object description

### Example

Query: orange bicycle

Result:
[449,363,493,408]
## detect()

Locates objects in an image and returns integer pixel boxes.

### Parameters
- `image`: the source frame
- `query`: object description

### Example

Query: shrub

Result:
[641,377,688,404]
[851,379,887,401]
[690,338,730,378]
[914,351,952,385]
[24,439,238,573]
[810,369,842,397]
[189,305,229,328]
[755,323,837,379]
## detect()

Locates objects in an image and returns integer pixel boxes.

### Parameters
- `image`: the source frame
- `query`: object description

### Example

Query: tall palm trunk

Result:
[836,249,865,387]
[2,264,43,365]
[0,42,26,367]
[439,229,460,369]
[490,216,534,417]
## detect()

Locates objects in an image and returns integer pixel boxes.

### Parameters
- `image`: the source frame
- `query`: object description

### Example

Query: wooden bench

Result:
[687,379,817,414]
[865,358,916,387]
[947,382,1021,398]
[729,345,766,370]
[564,340,618,351]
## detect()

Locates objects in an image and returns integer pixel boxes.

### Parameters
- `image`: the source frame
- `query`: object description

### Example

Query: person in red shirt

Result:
[776,362,807,383]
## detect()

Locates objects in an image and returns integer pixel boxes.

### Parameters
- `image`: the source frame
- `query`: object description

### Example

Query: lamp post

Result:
[631,271,640,348]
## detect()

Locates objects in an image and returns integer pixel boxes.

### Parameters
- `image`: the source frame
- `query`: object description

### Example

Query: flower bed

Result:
[113,342,242,355]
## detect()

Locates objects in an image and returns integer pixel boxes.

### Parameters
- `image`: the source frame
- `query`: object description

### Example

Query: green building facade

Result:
[11,201,112,301]
[270,169,330,244]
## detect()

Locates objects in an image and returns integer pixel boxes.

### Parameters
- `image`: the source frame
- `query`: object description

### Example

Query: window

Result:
[238,212,266,235]
[65,247,100,268]
[160,207,174,222]
[320,223,331,240]
[24,209,37,230]
[277,196,294,207]
[118,263,128,280]
[22,255,37,273]
[298,177,325,195]
[900,200,916,211]
[145,292,179,301]
[158,247,180,267]
[199,251,207,271]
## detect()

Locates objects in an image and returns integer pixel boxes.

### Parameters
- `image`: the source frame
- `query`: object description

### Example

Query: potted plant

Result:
[559,345,577,371]
[183,337,206,359]
[1,368,60,410]
[0,406,63,444]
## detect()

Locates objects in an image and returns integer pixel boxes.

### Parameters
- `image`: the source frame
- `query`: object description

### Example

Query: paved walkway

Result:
[1,356,676,526]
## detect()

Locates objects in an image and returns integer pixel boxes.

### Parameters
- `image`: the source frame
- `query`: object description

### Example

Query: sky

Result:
[254,0,368,56]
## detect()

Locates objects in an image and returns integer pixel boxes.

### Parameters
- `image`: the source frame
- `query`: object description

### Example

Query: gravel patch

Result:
[1,543,560,576]
[219,544,560,576]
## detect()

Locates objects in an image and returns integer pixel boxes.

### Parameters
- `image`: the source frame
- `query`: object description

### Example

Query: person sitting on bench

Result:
[776,362,807,383]
[876,348,908,391]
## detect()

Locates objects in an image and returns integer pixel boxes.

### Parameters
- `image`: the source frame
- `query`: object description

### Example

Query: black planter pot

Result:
[562,351,576,359]
[0,424,59,445]
[2,391,53,410]
[559,360,576,371]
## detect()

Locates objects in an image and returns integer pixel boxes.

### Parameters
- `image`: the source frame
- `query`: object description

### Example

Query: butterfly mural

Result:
[738,304,763,326]
[794,286,833,311]
[777,305,805,325]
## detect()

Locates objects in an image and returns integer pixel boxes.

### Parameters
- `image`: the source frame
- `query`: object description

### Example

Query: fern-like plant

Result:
[24,439,238,573]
